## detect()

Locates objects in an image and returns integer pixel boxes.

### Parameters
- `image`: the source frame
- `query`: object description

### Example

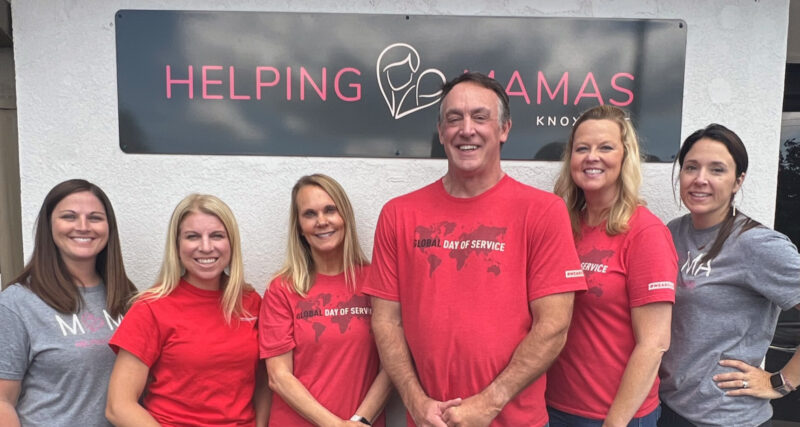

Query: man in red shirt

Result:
[363,72,587,427]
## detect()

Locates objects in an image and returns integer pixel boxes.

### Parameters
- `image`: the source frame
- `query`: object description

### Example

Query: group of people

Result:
[0,72,798,427]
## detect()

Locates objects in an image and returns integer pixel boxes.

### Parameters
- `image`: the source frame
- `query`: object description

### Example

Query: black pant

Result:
[657,403,694,427]
[657,402,772,427]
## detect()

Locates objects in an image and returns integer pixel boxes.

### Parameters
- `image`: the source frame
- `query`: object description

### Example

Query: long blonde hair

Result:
[554,105,644,238]
[275,174,368,296]
[139,194,249,322]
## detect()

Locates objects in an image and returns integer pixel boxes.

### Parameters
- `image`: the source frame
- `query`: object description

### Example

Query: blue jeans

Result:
[547,405,661,427]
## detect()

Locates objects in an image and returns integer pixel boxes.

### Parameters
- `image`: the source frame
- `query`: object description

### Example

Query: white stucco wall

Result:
[12,0,789,293]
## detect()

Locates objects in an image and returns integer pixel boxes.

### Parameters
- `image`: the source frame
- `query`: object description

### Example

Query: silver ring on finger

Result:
[742,380,749,389]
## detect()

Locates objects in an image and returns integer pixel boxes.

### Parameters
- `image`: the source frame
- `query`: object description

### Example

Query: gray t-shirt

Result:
[0,283,122,427]
[660,215,800,427]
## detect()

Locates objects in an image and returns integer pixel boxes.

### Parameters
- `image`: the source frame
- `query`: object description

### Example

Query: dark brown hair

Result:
[675,124,761,262]
[9,179,136,317]
[439,72,511,125]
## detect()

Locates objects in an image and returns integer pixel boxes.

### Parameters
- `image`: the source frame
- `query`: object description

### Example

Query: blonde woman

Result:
[546,106,677,426]
[260,174,391,426]
[106,194,268,426]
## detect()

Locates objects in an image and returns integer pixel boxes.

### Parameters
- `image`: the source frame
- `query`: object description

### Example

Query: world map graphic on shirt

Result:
[579,247,614,296]
[295,293,372,342]
[413,221,507,277]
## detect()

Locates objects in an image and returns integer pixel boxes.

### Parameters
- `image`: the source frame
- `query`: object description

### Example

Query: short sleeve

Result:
[243,290,262,318]
[108,300,162,367]
[527,198,587,301]
[0,304,29,380]
[743,229,800,310]
[362,203,400,301]
[626,221,678,307]
[259,279,297,359]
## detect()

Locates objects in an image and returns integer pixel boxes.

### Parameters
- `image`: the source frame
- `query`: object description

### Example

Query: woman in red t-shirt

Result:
[260,174,391,427]
[547,105,677,426]
[106,194,269,426]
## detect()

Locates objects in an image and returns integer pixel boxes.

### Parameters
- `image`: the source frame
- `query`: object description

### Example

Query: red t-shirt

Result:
[363,176,586,427]
[259,267,384,427]
[109,280,261,427]
[546,206,677,419]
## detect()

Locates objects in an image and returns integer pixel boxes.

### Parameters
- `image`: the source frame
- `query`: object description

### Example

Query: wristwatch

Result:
[350,415,371,425]
[770,370,797,396]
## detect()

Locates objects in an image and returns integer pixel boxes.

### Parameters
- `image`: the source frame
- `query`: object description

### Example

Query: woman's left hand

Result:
[714,359,781,399]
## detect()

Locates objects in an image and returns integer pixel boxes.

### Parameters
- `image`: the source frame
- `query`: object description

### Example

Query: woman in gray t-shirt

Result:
[659,124,800,427]
[0,179,136,426]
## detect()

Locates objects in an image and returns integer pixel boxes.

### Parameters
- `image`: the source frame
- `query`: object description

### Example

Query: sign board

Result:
[115,11,686,161]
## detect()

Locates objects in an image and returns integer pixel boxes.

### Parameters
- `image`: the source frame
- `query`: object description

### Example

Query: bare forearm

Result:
[481,294,573,411]
[106,350,161,427]
[485,319,568,410]
[604,344,666,426]
[440,295,577,426]
[604,302,671,425]
[0,380,21,427]
[269,370,341,426]
[371,298,463,427]
[105,402,161,427]
[0,402,20,427]
[372,322,427,406]
[254,366,272,427]
[777,305,800,389]
[778,347,800,389]
[371,314,428,411]
[354,369,392,423]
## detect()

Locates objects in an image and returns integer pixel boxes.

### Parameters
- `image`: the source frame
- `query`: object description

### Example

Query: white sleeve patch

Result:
[565,270,584,278]
[648,281,675,291]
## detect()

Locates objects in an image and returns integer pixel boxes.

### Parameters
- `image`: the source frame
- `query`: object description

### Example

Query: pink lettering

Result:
[229,67,250,100]
[609,72,634,106]
[505,70,530,104]
[334,68,361,102]
[164,66,630,109]
[537,71,569,105]
[300,66,326,101]
[286,66,292,100]
[256,66,280,100]
[165,65,193,99]
[201,65,223,100]
[574,72,603,105]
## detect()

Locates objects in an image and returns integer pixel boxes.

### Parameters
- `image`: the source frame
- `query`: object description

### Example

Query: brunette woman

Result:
[659,124,800,427]
[0,179,136,426]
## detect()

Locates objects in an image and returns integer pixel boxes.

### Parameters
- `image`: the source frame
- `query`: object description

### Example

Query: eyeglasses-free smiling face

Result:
[178,212,231,290]
[437,82,510,179]
[679,138,744,229]
[51,191,109,268]
[569,119,624,201]
[296,184,345,263]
